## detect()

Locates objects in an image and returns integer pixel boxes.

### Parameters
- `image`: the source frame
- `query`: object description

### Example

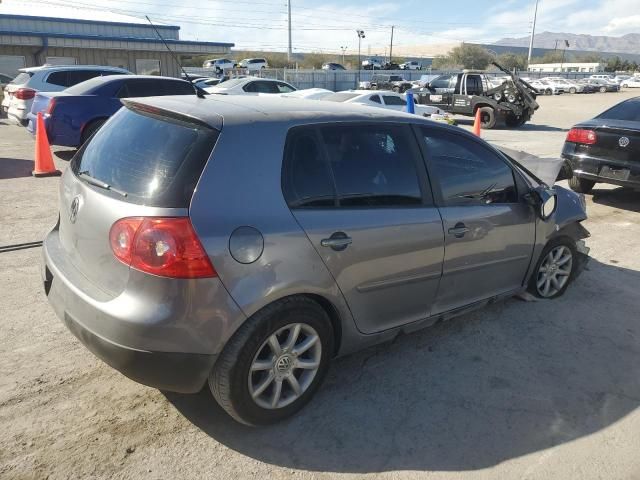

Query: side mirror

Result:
[527,186,557,221]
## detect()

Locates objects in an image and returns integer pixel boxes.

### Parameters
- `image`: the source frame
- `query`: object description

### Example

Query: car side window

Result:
[382,95,405,106]
[369,95,381,104]
[421,129,517,205]
[282,129,336,208]
[430,75,450,89]
[67,70,101,86]
[161,80,196,95]
[276,82,295,93]
[321,125,424,207]
[244,81,276,93]
[46,71,68,87]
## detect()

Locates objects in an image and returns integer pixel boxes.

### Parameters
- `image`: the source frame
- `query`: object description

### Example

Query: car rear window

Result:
[70,106,218,207]
[64,76,109,95]
[597,99,640,122]
[10,72,32,85]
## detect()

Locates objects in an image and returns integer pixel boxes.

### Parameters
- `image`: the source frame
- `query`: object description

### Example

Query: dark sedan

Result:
[584,79,620,93]
[562,96,640,193]
[27,75,197,147]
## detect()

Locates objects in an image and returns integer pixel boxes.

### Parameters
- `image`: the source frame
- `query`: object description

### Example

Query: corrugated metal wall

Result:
[0,45,182,76]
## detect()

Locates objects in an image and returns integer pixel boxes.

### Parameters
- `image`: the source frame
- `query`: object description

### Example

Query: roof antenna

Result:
[145,15,205,98]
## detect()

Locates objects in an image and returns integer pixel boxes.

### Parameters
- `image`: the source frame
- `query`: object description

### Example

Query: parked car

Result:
[238,58,268,71]
[613,75,632,85]
[412,74,438,88]
[399,61,421,70]
[382,62,401,70]
[528,79,559,95]
[542,77,587,94]
[621,77,640,88]
[202,58,236,72]
[322,63,345,71]
[1,65,130,125]
[322,89,452,121]
[205,76,296,95]
[574,79,598,93]
[361,74,412,93]
[362,58,382,70]
[281,88,334,100]
[589,74,615,82]
[0,72,13,89]
[42,94,589,426]
[26,75,196,147]
[583,78,619,93]
[562,96,640,193]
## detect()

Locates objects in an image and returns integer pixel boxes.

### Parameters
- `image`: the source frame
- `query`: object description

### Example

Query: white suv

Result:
[2,65,129,125]
[238,58,268,71]
[202,58,236,72]
[399,61,421,70]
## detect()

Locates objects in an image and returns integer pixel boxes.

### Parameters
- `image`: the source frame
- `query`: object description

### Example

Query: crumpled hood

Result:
[496,146,565,186]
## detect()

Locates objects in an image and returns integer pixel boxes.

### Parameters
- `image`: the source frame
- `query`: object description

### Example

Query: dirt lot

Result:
[1,91,639,480]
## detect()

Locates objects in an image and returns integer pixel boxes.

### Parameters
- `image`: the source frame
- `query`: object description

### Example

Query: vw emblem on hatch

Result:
[619,136,630,148]
[69,196,81,224]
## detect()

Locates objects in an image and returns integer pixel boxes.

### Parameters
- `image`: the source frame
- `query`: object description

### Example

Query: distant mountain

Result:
[494,32,640,55]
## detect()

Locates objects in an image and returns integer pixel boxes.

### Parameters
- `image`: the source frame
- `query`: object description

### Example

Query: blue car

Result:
[27,75,198,147]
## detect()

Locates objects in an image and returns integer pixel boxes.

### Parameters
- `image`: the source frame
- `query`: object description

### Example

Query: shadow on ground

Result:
[455,118,566,132]
[54,150,76,161]
[0,157,33,179]
[166,258,640,473]
[591,187,640,213]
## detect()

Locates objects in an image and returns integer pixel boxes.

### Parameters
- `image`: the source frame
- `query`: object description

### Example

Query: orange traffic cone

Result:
[33,112,61,177]
[472,108,481,137]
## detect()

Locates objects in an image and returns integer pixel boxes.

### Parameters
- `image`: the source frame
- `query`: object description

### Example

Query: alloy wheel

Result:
[248,323,322,409]
[536,245,573,297]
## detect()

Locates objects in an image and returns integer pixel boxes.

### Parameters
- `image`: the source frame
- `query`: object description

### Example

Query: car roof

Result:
[19,65,129,73]
[125,94,422,130]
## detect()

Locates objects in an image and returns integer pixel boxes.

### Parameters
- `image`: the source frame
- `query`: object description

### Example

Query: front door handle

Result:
[448,223,470,238]
[321,232,352,251]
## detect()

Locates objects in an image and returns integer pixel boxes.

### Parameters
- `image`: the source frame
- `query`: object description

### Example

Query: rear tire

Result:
[545,88,552,95]
[81,119,106,145]
[209,296,334,426]
[569,87,577,94]
[478,106,496,129]
[599,86,606,93]
[568,175,595,194]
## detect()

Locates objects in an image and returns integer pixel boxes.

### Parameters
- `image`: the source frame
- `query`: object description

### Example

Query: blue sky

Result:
[5,0,640,54]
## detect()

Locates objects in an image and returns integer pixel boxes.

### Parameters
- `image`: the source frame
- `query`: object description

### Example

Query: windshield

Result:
[71,107,218,207]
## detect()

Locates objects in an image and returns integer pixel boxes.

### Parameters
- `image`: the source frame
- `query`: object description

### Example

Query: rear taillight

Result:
[109,217,216,278]
[15,88,36,100]
[45,98,56,115]
[566,128,597,145]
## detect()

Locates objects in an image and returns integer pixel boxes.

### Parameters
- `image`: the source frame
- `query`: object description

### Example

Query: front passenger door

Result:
[420,128,536,315]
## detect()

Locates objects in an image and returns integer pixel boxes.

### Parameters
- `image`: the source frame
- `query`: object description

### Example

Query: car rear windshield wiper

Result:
[77,171,128,197]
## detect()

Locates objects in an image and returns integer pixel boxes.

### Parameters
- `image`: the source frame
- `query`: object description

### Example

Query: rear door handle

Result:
[321,232,352,251]
[448,223,470,238]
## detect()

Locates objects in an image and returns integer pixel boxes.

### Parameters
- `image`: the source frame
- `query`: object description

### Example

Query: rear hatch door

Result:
[55,102,220,297]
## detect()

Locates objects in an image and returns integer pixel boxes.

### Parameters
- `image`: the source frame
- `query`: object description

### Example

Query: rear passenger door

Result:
[283,123,445,334]
[419,127,535,314]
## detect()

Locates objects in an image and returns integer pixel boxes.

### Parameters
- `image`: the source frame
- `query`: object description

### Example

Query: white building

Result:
[527,62,605,73]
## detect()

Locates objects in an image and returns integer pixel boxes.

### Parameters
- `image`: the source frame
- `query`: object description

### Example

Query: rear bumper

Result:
[562,148,640,188]
[42,226,246,393]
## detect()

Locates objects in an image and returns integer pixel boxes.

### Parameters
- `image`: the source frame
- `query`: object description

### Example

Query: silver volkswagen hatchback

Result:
[43,95,590,425]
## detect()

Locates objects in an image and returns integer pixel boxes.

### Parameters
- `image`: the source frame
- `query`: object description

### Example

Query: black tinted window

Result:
[597,99,640,122]
[71,107,218,207]
[160,80,196,95]
[282,129,335,208]
[370,95,381,103]
[422,129,517,205]
[382,95,405,106]
[47,71,68,87]
[67,70,101,86]
[244,81,278,93]
[322,125,423,207]
[466,75,482,95]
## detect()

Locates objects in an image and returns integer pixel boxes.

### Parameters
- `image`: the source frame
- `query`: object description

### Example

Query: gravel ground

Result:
[1,91,639,480]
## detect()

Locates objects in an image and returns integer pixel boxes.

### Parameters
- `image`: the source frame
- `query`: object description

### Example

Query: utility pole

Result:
[287,0,292,64]
[341,46,347,65]
[356,30,365,86]
[527,0,539,66]
[389,25,395,65]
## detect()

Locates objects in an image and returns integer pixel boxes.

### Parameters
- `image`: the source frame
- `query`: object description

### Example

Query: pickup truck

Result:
[360,74,413,93]
[414,62,539,129]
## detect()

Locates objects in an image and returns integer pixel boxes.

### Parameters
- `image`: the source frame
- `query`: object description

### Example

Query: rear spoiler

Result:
[121,99,218,131]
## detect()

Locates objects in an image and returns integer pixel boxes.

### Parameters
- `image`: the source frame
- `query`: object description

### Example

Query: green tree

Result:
[431,55,459,70]
[450,44,493,70]
[495,53,527,71]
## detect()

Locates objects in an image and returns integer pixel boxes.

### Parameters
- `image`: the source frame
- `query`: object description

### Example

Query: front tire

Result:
[568,175,595,194]
[528,238,578,299]
[505,114,527,128]
[569,87,577,94]
[209,297,334,426]
[599,86,606,93]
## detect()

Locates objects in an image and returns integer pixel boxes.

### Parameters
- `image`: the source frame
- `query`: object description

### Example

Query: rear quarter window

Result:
[71,106,218,207]
[597,100,640,122]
